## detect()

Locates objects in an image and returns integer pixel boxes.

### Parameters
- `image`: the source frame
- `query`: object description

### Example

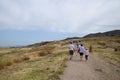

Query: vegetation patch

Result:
[0,51,69,80]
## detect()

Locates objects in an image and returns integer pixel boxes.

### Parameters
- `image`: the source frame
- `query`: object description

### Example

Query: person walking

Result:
[84,48,89,61]
[78,44,85,61]
[68,42,75,60]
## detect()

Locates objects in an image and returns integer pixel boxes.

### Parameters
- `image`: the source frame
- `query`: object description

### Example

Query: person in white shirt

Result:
[84,48,89,61]
[68,42,75,60]
[78,44,85,61]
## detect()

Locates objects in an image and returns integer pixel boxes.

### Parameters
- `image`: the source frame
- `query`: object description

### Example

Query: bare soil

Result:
[60,52,120,80]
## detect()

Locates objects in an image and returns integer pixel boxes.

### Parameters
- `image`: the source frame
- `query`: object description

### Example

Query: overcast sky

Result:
[0,0,120,47]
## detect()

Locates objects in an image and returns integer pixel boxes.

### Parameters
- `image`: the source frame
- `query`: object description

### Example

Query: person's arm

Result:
[83,47,86,54]
[77,48,80,53]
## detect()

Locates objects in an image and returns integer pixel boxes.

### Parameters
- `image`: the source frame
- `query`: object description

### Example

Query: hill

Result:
[83,30,120,38]
[0,36,120,80]
[63,37,81,40]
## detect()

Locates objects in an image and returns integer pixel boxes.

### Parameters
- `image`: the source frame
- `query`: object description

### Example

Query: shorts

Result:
[79,53,83,56]
[69,50,74,55]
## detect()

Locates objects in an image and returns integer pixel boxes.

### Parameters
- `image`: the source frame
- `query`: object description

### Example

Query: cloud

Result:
[0,0,120,34]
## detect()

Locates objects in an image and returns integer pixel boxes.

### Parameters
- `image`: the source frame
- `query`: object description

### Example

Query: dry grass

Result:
[82,37,120,65]
[63,36,120,65]
[0,36,120,80]
[0,41,69,80]
[0,50,69,80]
[0,45,60,70]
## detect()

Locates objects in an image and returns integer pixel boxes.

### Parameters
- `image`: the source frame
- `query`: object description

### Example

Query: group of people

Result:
[68,42,89,61]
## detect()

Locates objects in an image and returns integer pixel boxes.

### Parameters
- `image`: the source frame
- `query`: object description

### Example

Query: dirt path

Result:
[60,52,120,80]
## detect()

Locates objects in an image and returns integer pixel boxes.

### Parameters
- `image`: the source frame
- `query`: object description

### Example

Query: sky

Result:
[0,0,120,47]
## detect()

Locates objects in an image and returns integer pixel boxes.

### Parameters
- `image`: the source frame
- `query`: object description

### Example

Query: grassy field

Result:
[0,46,69,80]
[82,37,120,65]
[0,36,120,80]
[0,51,69,80]
[62,36,120,65]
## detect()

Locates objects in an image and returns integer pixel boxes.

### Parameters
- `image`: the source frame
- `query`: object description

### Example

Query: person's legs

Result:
[85,55,88,61]
[80,53,83,61]
[69,50,73,60]
[85,55,87,61]
[80,56,83,61]
[70,55,73,60]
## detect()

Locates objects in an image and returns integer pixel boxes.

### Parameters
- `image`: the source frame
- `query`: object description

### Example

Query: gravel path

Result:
[60,53,120,80]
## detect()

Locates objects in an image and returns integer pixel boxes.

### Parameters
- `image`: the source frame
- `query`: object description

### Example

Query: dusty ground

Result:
[60,52,120,80]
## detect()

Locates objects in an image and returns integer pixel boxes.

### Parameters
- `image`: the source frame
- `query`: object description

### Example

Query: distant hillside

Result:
[26,30,120,47]
[83,30,120,38]
[63,37,81,40]
[27,41,51,47]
